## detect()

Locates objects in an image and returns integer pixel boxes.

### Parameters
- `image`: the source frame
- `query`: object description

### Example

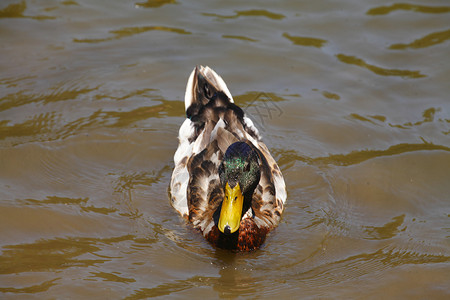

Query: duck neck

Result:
[242,187,256,217]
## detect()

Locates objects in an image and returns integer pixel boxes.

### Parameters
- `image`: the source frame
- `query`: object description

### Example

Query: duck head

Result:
[218,142,261,235]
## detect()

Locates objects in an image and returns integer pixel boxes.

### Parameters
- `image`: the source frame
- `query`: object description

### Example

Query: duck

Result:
[170,66,287,251]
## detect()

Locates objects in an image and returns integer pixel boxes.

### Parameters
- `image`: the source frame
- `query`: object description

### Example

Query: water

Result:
[1,0,449,298]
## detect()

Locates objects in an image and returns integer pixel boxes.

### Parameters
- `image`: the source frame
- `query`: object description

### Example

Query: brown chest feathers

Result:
[204,218,271,251]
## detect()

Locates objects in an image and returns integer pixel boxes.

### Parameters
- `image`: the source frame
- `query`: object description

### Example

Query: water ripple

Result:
[0,239,102,274]
[276,142,450,167]
[73,26,191,43]
[0,278,60,294]
[110,166,170,194]
[346,107,448,133]
[367,3,450,15]
[203,9,285,20]
[0,112,57,141]
[22,196,88,206]
[0,83,98,112]
[0,75,36,88]
[222,35,258,42]
[135,0,176,9]
[283,32,327,48]
[89,271,136,283]
[293,247,449,286]
[0,99,184,145]
[0,0,55,20]
[389,29,450,50]
[364,214,406,240]
[336,54,426,78]
[0,235,135,275]
[124,276,214,299]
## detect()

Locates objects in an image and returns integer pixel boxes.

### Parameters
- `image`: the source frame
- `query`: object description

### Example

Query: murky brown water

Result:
[1,0,449,298]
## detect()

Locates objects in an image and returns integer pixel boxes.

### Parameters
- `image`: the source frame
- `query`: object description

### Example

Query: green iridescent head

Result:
[219,142,261,193]
[217,142,261,235]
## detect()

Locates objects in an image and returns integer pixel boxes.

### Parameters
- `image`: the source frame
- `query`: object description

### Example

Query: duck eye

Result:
[244,162,250,172]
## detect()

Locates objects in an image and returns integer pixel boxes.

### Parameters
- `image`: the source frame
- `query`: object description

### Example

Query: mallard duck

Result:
[170,66,287,251]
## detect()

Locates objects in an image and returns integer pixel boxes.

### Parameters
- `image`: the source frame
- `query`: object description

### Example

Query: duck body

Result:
[170,66,287,251]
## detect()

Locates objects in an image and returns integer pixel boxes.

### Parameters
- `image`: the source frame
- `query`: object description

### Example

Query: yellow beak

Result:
[218,182,244,235]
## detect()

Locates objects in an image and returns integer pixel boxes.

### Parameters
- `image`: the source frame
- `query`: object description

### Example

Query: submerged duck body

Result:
[170,66,287,251]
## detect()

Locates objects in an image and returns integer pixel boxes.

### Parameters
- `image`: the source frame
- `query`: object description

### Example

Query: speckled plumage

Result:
[170,66,287,251]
